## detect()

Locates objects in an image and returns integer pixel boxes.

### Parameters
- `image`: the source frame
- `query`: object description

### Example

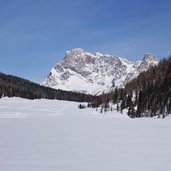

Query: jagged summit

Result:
[65,48,85,58]
[66,48,85,54]
[42,49,159,95]
[137,54,159,72]
[65,48,112,59]
[143,53,159,62]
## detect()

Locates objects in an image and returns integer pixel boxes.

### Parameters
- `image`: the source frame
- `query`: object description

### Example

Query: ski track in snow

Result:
[0,97,171,171]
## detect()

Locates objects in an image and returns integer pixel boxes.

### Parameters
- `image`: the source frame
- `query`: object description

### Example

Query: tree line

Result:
[0,72,97,102]
[90,55,171,118]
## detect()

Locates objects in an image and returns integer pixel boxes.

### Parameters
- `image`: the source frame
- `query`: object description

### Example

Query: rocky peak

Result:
[143,53,158,62]
[64,48,86,60]
[42,49,159,95]
[137,53,159,71]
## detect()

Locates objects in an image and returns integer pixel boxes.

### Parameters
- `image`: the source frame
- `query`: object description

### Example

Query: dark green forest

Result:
[90,56,171,118]
[0,72,97,102]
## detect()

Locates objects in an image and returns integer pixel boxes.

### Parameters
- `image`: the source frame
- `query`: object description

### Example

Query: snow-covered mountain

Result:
[42,48,159,95]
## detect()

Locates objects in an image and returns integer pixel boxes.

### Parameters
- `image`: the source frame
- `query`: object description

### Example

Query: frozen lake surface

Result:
[0,97,171,171]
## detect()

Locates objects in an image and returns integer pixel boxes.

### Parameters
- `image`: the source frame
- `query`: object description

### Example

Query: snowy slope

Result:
[43,48,159,95]
[0,97,171,171]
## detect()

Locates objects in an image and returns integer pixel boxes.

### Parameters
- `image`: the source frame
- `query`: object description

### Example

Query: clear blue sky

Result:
[0,0,171,83]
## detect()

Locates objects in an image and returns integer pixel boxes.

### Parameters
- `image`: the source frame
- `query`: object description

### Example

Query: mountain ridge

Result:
[43,48,159,95]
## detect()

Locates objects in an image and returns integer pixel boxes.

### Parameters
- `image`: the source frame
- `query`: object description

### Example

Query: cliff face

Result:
[43,48,159,95]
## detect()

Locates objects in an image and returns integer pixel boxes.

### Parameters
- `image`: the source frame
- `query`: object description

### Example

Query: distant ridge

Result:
[0,72,97,102]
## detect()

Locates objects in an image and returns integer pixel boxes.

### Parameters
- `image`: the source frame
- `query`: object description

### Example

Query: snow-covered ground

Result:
[0,97,171,171]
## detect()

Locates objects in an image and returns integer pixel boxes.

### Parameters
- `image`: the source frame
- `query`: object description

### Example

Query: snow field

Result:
[0,97,171,171]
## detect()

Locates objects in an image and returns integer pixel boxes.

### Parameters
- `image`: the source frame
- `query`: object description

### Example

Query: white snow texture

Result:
[0,97,171,171]
[43,48,159,95]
